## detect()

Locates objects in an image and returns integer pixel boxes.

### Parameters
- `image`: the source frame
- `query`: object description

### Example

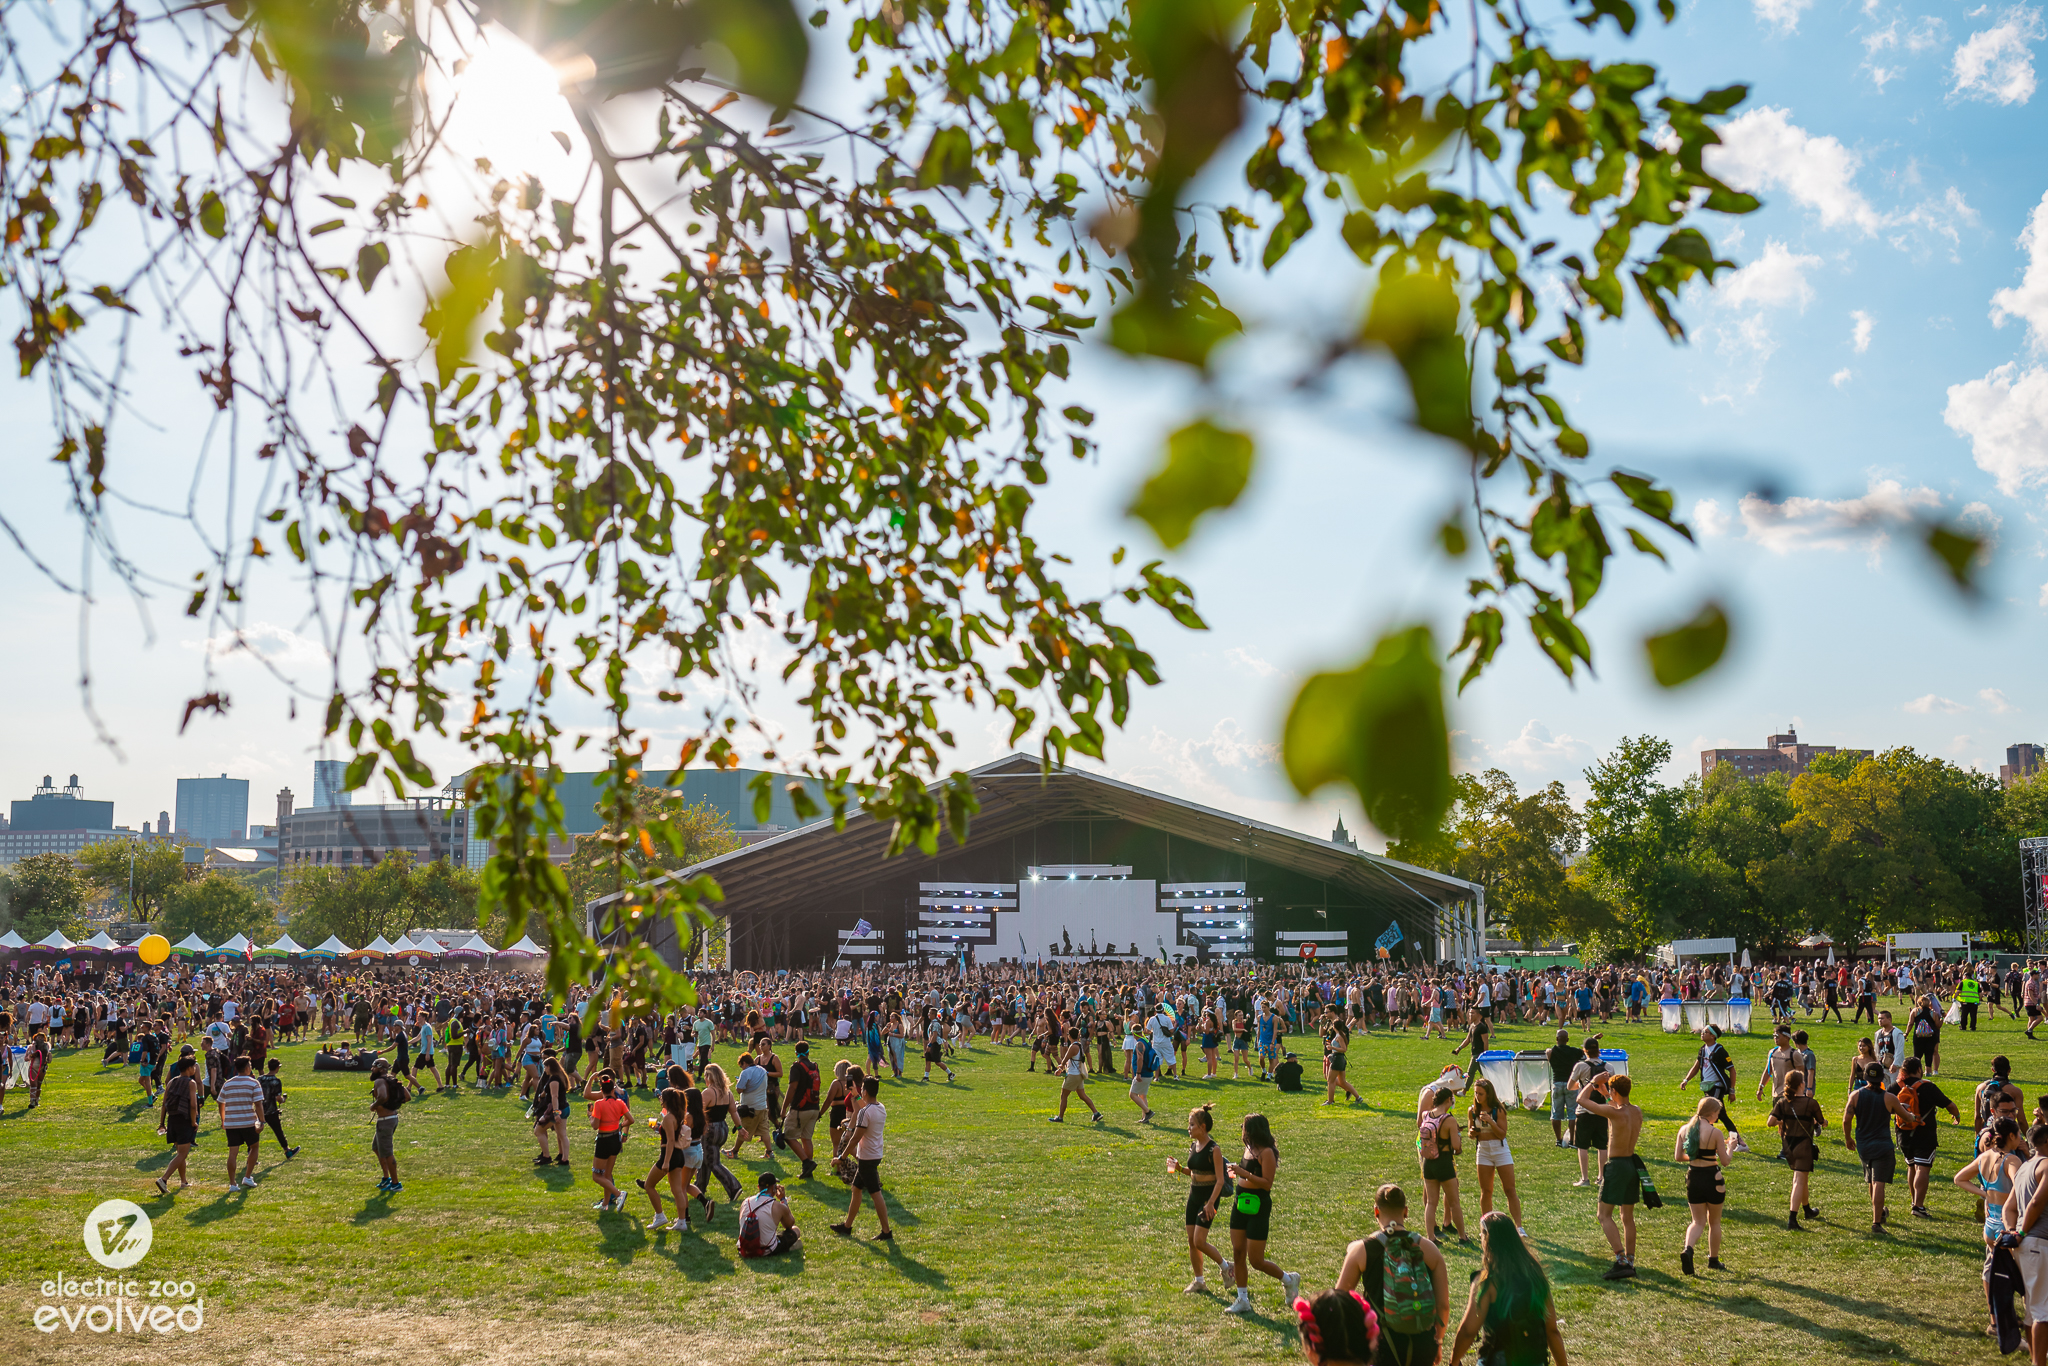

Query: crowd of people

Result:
[4,947,2044,1363]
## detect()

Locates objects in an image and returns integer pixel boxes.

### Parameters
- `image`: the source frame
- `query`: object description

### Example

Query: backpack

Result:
[737,1196,773,1257]
[1141,1040,1162,1075]
[1895,1080,1926,1132]
[1376,1230,1437,1335]
[379,1077,406,1110]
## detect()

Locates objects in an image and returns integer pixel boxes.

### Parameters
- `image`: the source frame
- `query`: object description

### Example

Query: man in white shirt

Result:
[1872,1011,1910,1087]
[831,1076,893,1240]
[1148,1008,1177,1078]
[216,1055,267,1190]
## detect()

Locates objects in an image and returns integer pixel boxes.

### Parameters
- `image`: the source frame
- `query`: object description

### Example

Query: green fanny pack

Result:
[1234,1190,1263,1214]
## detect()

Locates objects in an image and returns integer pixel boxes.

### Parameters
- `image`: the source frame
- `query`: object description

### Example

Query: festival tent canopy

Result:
[302,935,352,960]
[169,932,213,958]
[392,935,443,957]
[345,936,392,960]
[0,931,28,950]
[256,934,304,959]
[81,930,124,953]
[495,935,545,959]
[206,933,254,959]
[443,933,494,959]
[29,929,76,953]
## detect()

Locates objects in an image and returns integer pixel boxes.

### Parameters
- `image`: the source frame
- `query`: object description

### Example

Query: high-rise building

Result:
[174,774,250,844]
[311,760,352,810]
[1,774,119,863]
[1700,727,1872,782]
[2002,743,2045,788]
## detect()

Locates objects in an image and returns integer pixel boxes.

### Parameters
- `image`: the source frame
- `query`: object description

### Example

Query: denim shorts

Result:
[1550,1083,1575,1122]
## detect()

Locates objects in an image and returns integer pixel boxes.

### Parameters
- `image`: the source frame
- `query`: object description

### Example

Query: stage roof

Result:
[593,753,1481,935]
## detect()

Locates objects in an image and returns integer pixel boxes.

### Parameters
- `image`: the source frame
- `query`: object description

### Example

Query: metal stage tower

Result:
[2024,837,2048,958]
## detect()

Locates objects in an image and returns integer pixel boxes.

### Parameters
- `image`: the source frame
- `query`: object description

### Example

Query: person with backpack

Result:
[1337,1183,1449,1366]
[1129,1029,1161,1124]
[259,1057,300,1161]
[1893,1055,1961,1219]
[737,1171,800,1257]
[1908,994,1945,1079]
[1416,1087,1469,1246]
[1842,1060,1901,1231]
[1766,1068,1824,1228]
[1445,1213,1568,1366]
[1678,1024,1749,1155]
[369,1058,405,1194]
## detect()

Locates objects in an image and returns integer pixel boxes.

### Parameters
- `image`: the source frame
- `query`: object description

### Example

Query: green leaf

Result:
[1125,419,1255,548]
[1925,522,1986,592]
[686,0,810,106]
[198,191,226,240]
[1281,625,1451,843]
[1362,271,1470,444]
[357,241,390,292]
[1643,600,1729,688]
[916,126,975,190]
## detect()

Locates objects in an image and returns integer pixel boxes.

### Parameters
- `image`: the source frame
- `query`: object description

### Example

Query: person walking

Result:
[369,1058,405,1194]
[1766,1068,1824,1227]
[1168,1102,1231,1293]
[1576,1072,1643,1281]
[782,1041,823,1179]
[831,1075,894,1240]
[1417,1086,1468,1245]
[1445,1214,1569,1366]
[588,1074,633,1213]
[1678,1024,1748,1154]
[1674,1096,1731,1275]
[532,1055,571,1166]
[1337,1182,1450,1366]
[644,1076,694,1231]
[2003,1123,2048,1366]
[1222,1111,1302,1316]
[1469,1078,1523,1235]
[1895,1055,1961,1219]
[1050,1027,1105,1123]
[1842,1060,1902,1231]
[152,1055,202,1197]
[216,1054,266,1191]
[698,1063,744,1202]
[258,1057,300,1160]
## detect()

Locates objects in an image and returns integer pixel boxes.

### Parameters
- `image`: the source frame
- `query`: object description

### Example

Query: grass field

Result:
[0,995,2024,1364]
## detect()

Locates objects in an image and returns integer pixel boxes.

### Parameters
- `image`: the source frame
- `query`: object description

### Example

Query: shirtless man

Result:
[1577,1071,1645,1281]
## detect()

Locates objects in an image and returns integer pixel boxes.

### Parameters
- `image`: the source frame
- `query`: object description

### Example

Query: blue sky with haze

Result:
[2,0,2045,847]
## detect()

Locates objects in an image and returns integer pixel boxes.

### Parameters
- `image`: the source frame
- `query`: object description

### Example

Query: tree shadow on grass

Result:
[1715,1291,1952,1366]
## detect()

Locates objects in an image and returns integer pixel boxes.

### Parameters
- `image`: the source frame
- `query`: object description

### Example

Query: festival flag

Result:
[853,918,874,938]
[1374,920,1404,952]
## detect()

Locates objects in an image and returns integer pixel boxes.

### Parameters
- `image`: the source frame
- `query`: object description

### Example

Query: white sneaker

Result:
[1283,1271,1302,1302]
[1223,1292,1252,1315]
[614,1192,631,1211]
[649,1213,669,1230]
[593,1197,611,1210]
[1219,1260,1233,1283]
[1184,1277,1207,1294]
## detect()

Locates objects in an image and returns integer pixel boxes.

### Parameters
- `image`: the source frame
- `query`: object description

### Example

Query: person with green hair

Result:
[1446,1213,1569,1365]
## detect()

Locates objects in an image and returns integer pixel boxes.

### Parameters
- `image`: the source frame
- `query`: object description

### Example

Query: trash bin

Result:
[1659,998,1685,1033]
[1682,1000,1711,1032]
[1599,1048,1629,1077]
[1725,997,1752,1035]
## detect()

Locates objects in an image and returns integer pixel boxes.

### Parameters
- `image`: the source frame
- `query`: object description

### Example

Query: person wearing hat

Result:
[737,1171,801,1256]
[783,1041,823,1179]
[1273,1051,1305,1093]
[1680,1024,1750,1154]
[1566,1037,1609,1188]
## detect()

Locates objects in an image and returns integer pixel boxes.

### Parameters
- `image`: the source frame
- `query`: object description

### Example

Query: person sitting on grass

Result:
[1273,1052,1305,1093]
[738,1172,802,1257]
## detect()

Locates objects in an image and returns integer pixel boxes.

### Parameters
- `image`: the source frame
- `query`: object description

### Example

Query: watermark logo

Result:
[83,1199,151,1270]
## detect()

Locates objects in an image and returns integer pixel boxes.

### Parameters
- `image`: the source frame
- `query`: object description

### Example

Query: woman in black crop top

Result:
[1166,1103,1230,1291]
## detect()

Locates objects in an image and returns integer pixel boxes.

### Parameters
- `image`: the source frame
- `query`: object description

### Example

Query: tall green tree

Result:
[160,874,274,945]
[0,853,89,941]
[1576,735,1691,958]
[76,839,195,924]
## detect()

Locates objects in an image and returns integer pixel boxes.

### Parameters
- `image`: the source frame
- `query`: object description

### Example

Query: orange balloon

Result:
[137,934,170,966]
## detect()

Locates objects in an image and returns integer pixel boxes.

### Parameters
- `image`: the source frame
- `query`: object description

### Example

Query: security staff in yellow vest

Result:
[1957,974,1981,1033]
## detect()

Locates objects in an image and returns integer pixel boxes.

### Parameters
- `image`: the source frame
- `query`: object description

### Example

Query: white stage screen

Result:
[996,879,1171,959]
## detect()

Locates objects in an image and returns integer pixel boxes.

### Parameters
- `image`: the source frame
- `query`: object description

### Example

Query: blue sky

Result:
[2,0,2045,846]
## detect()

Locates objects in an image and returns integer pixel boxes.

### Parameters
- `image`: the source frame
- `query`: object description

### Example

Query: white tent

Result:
[389,935,441,966]
[170,932,213,958]
[207,932,254,959]
[81,930,124,953]
[0,930,28,950]
[31,929,77,952]
[496,934,545,959]
[256,934,305,959]
[302,935,353,960]
[443,933,494,959]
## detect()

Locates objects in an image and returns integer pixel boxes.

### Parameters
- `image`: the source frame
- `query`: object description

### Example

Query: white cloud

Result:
[1944,363,2048,494]
[187,622,332,671]
[1708,108,1884,234]
[1952,8,2046,103]
[1224,646,1279,678]
[1982,687,2018,712]
[1889,186,1981,257]
[1961,500,2004,550]
[1754,0,1813,30]
[1723,478,1945,557]
[1905,693,1969,713]
[1832,367,1854,386]
[1489,720,1589,772]
[1869,65,1904,89]
[2039,581,2048,607]
[1852,310,1875,352]
[1717,240,1824,310]
[1693,498,1732,536]
[1991,189,2048,349]
[1865,20,1899,52]
[1909,16,1949,50]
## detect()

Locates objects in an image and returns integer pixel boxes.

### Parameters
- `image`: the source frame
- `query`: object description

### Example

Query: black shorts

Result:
[226,1125,259,1148]
[1329,1051,1348,1075]
[854,1158,884,1193]
[1228,1191,1271,1242]
[1185,1182,1219,1227]
[595,1132,623,1160]
[1685,1165,1725,1205]
[1901,1129,1938,1167]
[1783,1136,1819,1173]
[166,1119,198,1146]
[1859,1139,1897,1185]
[1422,1154,1457,1183]
[1575,1114,1609,1151]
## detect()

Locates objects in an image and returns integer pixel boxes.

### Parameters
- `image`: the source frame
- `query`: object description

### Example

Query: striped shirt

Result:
[218,1074,264,1129]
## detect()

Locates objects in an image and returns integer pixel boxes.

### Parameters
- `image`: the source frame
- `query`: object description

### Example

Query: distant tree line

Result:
[1389,738,2048,960]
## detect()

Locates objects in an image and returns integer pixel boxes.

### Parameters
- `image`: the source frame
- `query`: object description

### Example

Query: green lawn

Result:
[0,996,2020,1364]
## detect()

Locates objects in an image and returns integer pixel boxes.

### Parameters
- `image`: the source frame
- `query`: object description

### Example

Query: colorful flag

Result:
[853,918,873,938]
